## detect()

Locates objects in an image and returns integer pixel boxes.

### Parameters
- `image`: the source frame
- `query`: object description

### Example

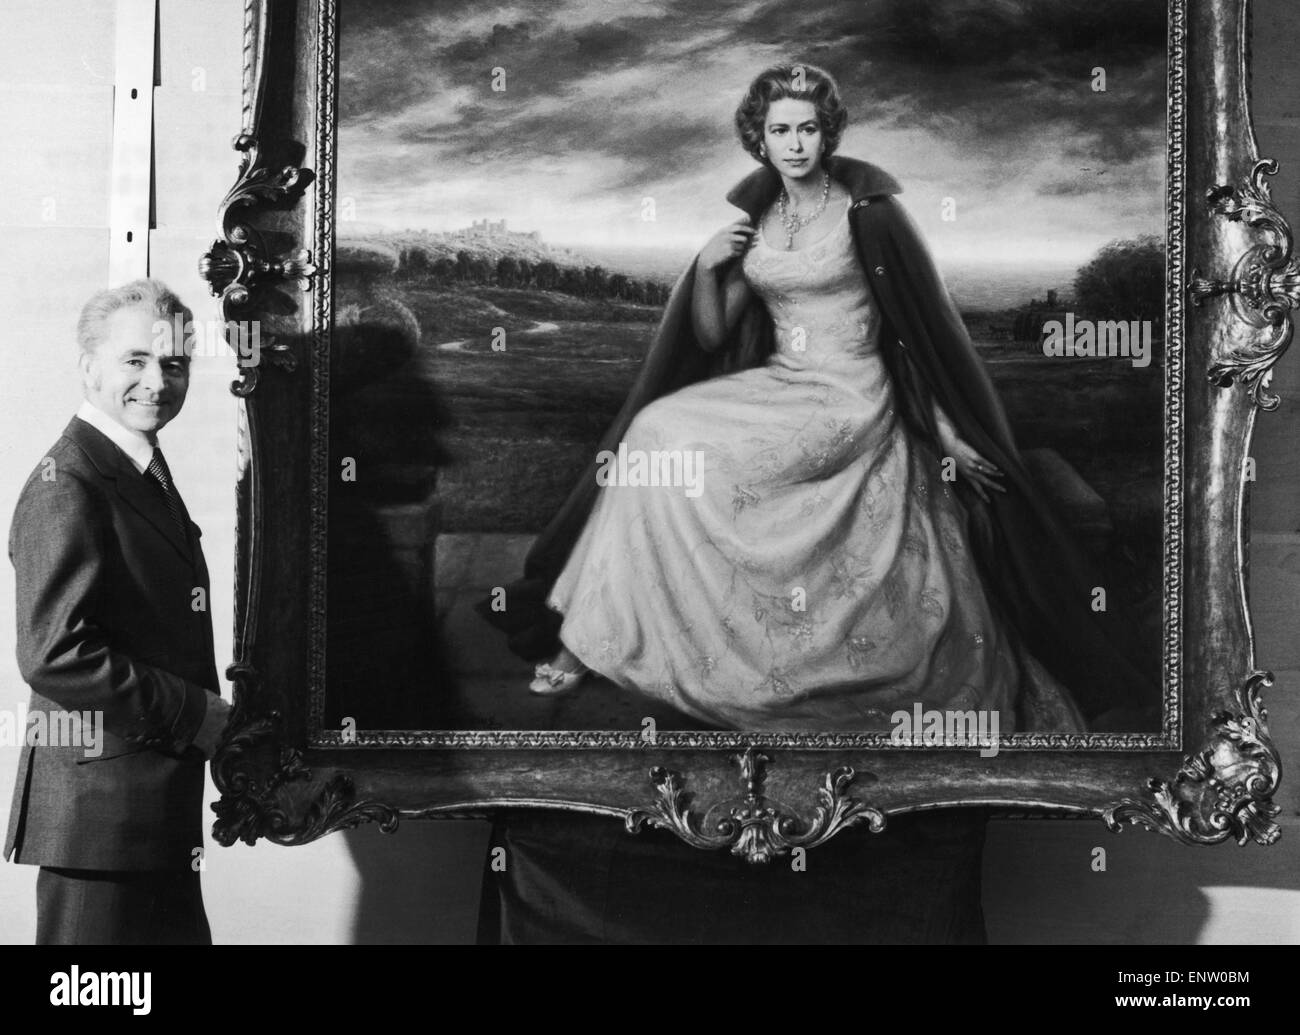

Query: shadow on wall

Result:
[328,251,487,942]
[983,669,1300,945]
[983,820,1211,944]
[327,249,459,730]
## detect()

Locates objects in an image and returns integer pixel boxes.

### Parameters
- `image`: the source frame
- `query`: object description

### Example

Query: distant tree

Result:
[516,258,534,288]
[402,245,431,275]
[608,272,629,299]
[430,256,457,283]
[496,255,520,288]
[583,265,608,298]
[1073,234,1165,327]
[468,256,493,284]
[455,250,473,282]
[559,266,585,296]
[535,260,559,290]
[334,241,400,281]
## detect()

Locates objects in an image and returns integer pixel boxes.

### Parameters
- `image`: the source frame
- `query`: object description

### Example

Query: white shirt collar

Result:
[76,400,157,475]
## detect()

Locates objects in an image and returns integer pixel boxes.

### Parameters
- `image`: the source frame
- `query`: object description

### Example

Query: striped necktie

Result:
[145,447,188,541]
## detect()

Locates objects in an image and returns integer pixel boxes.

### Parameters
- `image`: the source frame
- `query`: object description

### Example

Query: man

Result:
[4,279,231,944]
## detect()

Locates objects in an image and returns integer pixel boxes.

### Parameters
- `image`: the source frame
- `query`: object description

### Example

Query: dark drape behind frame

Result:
[477,809,990,945]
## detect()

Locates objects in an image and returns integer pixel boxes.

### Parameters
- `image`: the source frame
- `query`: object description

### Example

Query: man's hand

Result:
[190,695,232,760]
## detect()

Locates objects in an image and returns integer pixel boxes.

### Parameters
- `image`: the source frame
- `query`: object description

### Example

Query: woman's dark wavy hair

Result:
[734,64,848,166]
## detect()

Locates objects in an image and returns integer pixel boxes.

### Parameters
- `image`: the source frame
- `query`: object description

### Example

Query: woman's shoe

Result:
[529,660,589,696]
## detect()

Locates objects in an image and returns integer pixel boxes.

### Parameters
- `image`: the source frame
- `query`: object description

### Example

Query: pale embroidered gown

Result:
[548,200,1084,733]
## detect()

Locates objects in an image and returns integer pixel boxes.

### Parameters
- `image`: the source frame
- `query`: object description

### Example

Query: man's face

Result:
[81,306,190,436]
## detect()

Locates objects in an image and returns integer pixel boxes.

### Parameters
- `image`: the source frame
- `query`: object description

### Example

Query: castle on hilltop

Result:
[456,218,541,242]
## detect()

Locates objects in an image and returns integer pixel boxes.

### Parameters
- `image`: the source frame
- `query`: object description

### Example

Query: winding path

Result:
[435,320,559,352]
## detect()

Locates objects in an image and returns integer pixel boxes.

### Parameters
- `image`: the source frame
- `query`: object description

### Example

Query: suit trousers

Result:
[35,866,212,945]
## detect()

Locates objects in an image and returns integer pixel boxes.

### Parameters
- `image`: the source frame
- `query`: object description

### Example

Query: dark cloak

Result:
[476,155,1159,725]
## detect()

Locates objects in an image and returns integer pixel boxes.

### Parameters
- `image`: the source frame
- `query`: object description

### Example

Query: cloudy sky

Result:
[338,0,1168,266]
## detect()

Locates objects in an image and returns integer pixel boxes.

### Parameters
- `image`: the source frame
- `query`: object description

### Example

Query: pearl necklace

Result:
[777,171,831,250]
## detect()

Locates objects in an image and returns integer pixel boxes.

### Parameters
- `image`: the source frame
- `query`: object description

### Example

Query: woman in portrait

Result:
[481,63,1157,733]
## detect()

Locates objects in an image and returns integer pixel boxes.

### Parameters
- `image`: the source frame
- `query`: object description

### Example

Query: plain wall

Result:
[0,0,1296,944]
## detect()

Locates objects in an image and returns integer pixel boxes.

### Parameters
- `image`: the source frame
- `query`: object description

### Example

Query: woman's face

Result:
[762,98,823,178]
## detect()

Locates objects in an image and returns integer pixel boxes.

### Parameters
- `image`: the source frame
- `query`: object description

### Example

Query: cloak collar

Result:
[725,155,903,220]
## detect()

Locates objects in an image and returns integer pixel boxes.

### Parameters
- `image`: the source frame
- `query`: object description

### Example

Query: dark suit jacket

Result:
[4,416,219,870]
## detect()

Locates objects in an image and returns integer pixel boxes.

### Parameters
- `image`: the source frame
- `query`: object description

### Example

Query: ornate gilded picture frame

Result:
[201,0,1285,860]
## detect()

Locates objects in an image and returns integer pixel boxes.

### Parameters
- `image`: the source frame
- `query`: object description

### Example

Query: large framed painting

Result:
[199,0,1287,858]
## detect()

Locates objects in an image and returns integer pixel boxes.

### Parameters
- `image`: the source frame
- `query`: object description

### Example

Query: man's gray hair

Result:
[77,279,194,354]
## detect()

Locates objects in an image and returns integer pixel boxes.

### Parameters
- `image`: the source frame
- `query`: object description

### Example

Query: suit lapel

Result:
[114,469,195,562]
[64,418,195,563]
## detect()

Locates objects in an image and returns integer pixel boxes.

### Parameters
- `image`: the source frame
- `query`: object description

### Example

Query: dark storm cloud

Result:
[340,2,745,191]
[340,0,658,118]
[339,5,544,121]
[340,0,1165,196]
[335,0,1168,255]
[727,0,1167,164]
[379,100,719,194]
[1038,175,1108,197]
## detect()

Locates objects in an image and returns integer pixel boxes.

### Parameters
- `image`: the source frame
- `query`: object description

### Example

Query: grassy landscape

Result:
[326,268,1166,724]
[329,250,1165,580]
[358,289,1158,529]
[376,284,657,530]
